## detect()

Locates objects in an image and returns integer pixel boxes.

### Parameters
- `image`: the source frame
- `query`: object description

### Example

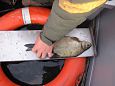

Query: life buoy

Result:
[0,7,86,86]
[0,7,50,30]
[45,58,86,86]
[0,67,19,86]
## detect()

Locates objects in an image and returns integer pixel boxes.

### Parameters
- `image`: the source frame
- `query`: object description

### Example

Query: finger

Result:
[48,53,53,57]
[36,51,42,58]
[41,52,47,59]
[47,46,53,57]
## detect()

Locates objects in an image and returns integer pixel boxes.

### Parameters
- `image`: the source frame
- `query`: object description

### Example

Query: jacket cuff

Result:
[40,32,53,45]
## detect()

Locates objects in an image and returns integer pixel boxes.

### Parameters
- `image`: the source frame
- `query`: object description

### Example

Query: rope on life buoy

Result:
[0,7,86,86]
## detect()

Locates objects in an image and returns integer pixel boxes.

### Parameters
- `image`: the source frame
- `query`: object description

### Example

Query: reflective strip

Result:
[22,7,31,25]
[59,0,107,13]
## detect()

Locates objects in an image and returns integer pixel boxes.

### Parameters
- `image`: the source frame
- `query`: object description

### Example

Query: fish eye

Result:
[86,43,91,47]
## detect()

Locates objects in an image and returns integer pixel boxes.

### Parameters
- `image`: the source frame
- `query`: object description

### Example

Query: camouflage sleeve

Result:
[41,0,107,45]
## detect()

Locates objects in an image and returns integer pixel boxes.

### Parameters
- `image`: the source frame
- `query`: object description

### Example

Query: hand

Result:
[32,35,53,59]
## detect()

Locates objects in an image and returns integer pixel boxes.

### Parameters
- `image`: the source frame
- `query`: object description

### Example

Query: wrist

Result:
[40,32,53,46]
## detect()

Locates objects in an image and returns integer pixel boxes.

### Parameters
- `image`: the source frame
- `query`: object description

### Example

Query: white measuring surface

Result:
[0,28,95,62]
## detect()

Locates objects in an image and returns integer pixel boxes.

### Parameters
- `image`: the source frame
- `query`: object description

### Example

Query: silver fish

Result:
[53,36,92,57]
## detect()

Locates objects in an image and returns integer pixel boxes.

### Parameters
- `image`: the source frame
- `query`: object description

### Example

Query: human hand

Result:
[32,35,53,59]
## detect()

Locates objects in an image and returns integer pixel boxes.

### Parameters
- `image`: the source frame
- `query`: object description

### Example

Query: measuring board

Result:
[0,28,95,62]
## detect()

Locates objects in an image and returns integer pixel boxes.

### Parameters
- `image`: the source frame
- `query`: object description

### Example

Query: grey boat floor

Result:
[86,7,115,86]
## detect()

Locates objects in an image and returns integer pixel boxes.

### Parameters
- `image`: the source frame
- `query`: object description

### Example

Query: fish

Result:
[24,36,92,57]
[53,36,92,57]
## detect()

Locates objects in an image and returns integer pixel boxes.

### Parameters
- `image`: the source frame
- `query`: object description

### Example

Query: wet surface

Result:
[1,60,64,85]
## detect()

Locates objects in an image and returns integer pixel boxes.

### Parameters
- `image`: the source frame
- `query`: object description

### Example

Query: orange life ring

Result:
[0,7,86,86]
[0,7,50,30]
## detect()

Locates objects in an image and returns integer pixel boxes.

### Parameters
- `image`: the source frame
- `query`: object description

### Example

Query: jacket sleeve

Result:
[40,0,107,45]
